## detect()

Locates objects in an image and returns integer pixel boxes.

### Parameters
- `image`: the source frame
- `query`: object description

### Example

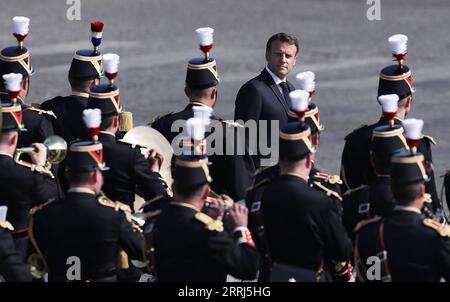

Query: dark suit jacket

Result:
[234,68,295,172]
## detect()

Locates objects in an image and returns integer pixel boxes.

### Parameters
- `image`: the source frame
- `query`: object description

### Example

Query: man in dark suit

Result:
[234,32,299,172]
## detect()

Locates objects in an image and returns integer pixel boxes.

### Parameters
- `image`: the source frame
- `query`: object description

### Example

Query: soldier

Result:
[30,139,146,282]
[86,55,171,211]
[0,102,58,259]
[354,129,450,282]
[261,121,353,282]
[0,211,31,282]
[153,153,259,281]
[40,21,104,143]
[0,17,54,152]
[342,110,408,240]
[340,34,440,212]
[151,28,250,201]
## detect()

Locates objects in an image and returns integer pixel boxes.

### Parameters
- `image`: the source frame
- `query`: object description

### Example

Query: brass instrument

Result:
[119,126,174,212]
[14,135,67,164]
[204,190,234,213]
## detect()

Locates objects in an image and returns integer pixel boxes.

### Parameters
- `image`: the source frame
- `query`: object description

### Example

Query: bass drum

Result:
[119,126,174,211]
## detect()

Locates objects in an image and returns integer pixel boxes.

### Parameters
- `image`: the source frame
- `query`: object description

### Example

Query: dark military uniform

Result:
[341,117,439,210]
[30,139,146,282]
[342,176,394,241]
[152,105,251,201]
[341,44,440,212]
[0,220,32,282]
[154,201,259,282]
[262,174,352,281]
[260,121,352,281]
[354,209,450,281]
[354,139,449,282]
[0,93,54,148]
[40,92,90,143]
[31,190,146,282]
[0,103,58,258]
[99,131,170,209]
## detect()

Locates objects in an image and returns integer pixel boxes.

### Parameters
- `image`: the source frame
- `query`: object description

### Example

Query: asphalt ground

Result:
[2,0,450,200]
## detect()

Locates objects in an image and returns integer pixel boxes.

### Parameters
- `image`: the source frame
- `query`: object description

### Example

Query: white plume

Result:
[388,34,408,55]
[12,16,30,35]
[195,27,214,46]
[295,71,315,92]
[403,118,424,140]
[185,117,206,141]
[193,106,213,125]
[289,89,309,112]
[378,94,399,112]
[103,53,120,74]
[2,73,23,92]
[82,108,102,128]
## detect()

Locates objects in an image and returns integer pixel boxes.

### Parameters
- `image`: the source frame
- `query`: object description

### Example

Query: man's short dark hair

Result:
[391,182,422,206]
[100,115,116,131]
[185,86,214,102]
[66,169,95,185]
[68,75,94,92]
[266,32,300,55]
[172,182,207,200]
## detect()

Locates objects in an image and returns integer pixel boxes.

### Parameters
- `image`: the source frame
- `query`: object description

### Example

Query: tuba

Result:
[14,135,67,164]
[119,126,174,212]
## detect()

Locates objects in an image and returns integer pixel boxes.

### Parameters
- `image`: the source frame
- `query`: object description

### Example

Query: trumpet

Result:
[14,135,67,164]
[204,190,234,213]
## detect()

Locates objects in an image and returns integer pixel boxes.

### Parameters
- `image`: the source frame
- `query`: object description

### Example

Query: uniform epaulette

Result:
[194,212,224,232]
[246,178,270,192]
[424,193,432,204]
[423,218,450,237]
[148,112,173,125]
[26,106,57,119]
[313,172,343,185]
[354,216,382,232]
[345,125,368,140]
[16,160,54,178]
[422,135,436,145]
[221,120,244,128]
[0,220,14,231]
[342,185,367,197]
[312,181,343,201]
[97,196,132,213]
[29,199,56,215]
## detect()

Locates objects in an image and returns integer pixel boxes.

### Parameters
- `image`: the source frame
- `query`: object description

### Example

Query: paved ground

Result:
[2,0,450,201]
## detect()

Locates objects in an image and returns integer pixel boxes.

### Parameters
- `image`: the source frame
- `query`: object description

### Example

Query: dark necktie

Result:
[279,82,292,108]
